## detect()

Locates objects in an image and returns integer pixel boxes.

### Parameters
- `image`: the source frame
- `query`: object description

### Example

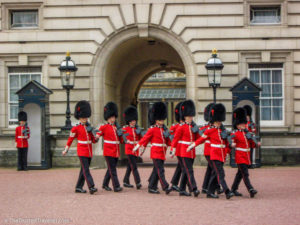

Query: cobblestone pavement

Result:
[0,166,299,225]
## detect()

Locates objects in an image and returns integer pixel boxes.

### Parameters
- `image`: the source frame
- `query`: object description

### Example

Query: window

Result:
[10,10,38,28]
[250,6,281,25]
[249,64,284,126]
[8,67,41,126]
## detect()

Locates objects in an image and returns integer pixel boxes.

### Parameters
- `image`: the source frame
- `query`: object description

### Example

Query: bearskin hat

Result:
[204,103,215,122]
[18,111,27,122]
[174,101,183,123]
[180,100,196,119]
[232,107,247,129]
[148,106,155,126]
[104,102,118,120]
[123,106,138,124]
[210,103,226,122]
[74,100,91,119]
[243,105,252,117]
[150,102,167,123]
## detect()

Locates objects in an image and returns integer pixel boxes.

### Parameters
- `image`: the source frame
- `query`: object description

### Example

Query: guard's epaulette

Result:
[150,125,155,128]
[123,125,128,128]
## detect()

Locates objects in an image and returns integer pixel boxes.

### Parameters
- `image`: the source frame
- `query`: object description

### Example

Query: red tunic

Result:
[122,125,141,156]
[97,123,121,158]
[15,126,30,148]
[194,127,230,162]
[65,124,97,157]
[169,123,181,157]
[199,124,211,156]
[138,125,171,160]
[231,130,256,165]
[171,123,200,159]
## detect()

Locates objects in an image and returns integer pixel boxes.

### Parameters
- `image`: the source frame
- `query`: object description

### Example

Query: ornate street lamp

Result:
[58,52,77,130]
[205,49,224,103]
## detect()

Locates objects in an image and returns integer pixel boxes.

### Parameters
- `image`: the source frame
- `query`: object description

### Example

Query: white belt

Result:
[127,141,138,145]
[178,141,192,145]
[152,143,167,147]
[104,140,120,144]
[78,140,92,144]
[236,147,250,152]
[17,136,28,139]
[205,140,211,144]
[211,144,226,148]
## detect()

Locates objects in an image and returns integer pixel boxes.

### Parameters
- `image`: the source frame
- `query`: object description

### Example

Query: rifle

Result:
[136,125,146,137]
[245,129,260,145]
[85,122,100,138]
[191,121,199,134]
[115,122,130,143]
[162,124,173,141]
[22,122,30,136]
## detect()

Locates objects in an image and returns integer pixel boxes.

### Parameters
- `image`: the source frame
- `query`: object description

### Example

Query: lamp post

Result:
[205,49,224,103]
[58,52,77,130]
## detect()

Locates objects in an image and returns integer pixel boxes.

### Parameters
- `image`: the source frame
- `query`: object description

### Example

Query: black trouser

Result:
[103,156,120,190]
[76,156,95,189]
[123,155,141,185]
[250,148,254,165]
[202,156,222,192]
[181,157,197,192]
[17,148,28,170]
[208,160,229,194]
[148,159,169,191]
[171,156,182,186]
[231,164,254,192]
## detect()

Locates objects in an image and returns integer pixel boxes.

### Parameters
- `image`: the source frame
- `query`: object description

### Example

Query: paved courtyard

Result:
[0,166,299,225]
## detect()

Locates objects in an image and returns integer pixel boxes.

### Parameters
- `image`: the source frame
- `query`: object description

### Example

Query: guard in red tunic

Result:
[62,100,98,194]
[169,101,184,192]
[230,107,259,198]
[133,102,173,194]
[15,111,30,171]
[122,106,142,189]
[243,105,257,167]
[199,103,215,194]
[188,103,234,199]
[96,102,123,192]
[171,100,200,197]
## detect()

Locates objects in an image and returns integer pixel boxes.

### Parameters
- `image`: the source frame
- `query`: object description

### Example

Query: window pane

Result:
[261,107,271,120]
[10,89,19,102]
[272,99,282,107]
[11,11,38,28]
[10,104,18,120]
[261,99,271,106]
[261,70,271,83]
[250,71,259,83]
[272,107,282,120]
[261,84,271,97]
[31,74,41,83]
[21,74,31,87]
[251,7,281,24]
[10,75,19,88]
[272,70,282,83]
[272,84,282,97]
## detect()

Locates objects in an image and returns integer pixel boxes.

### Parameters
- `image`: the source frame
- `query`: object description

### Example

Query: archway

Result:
[91,26,197,126]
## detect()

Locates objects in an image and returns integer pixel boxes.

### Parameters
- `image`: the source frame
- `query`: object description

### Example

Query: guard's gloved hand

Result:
[170,148,176,158]
[133,144,140,153]
[187,143,196,152]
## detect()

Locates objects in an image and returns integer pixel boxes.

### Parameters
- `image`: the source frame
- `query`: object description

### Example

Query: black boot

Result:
[165,187,173,195]
[207,193,219,199]
[123,183,134,188]
[102,185,112,191]
[148,188,160,194]
[136,183,142,190]
[226,190,234,199]
[75,188,87,193]
[171,185,180,192]
[201,189,208,194]
[89,187,98,195]
[217,186,224,194]
[232,190,243,196]
[250,189,257,198]
[114,187,123,192]
[179,190,191,196]
[193,189,200,197]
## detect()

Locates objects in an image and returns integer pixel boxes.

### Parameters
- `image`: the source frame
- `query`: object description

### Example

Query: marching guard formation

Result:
[57,99,260,199]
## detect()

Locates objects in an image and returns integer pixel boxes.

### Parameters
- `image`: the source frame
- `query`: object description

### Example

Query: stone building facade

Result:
[0,0,299,167]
